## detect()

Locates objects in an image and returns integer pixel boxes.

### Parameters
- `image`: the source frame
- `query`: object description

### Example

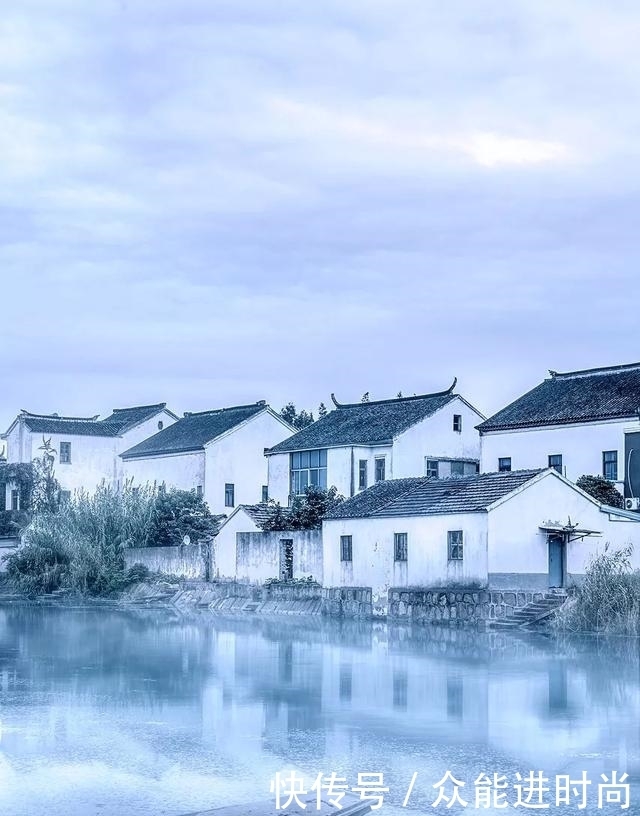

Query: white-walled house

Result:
[478,362,640,509]
[1,403,177,508]
[266,381,485,506]
[322,468,640,604]
[120,401,294,516]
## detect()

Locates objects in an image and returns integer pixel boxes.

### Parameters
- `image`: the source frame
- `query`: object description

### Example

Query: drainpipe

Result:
[350,447,355,497]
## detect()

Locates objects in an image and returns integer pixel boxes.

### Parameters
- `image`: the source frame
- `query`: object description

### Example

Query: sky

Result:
[1,0,639,433]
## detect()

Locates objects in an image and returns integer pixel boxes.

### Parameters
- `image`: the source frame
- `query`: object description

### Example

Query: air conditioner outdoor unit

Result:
[625,497,640,511]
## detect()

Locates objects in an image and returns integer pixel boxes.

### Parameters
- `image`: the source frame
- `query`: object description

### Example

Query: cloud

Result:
[0,1,639,428]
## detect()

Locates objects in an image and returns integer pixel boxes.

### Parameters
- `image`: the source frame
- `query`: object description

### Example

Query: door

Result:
[548,535,564,588]
[279,538,294,580]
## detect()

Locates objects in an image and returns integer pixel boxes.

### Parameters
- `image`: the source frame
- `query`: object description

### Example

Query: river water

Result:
[0,604,638,815]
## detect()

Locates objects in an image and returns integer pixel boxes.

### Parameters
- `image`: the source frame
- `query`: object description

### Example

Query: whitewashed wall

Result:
[205,410,292,515]
[213,509,260,579]
[480,418,640,488]
[114,408,178,482]
[393,397,482,476]
[322,512,487,604]
[123,450,206,494]
[487,471,640,588]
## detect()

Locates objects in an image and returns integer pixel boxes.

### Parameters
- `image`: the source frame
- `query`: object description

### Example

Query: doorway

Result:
[279,538,293,580]
[548,535,564,588]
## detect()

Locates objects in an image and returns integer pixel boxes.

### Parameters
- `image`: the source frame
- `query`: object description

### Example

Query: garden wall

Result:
[124,544,206,579]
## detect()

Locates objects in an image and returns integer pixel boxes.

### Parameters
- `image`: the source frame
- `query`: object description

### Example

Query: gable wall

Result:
[205,411,292,515]
[214,510,260,579]
[487,472,640,588]
[392,397,482,478]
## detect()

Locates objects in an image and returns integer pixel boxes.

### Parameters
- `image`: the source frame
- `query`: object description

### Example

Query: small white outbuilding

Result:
[322,468,640,604]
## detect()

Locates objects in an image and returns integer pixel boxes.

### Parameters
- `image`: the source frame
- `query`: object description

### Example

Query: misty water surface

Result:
[0,605,638,815]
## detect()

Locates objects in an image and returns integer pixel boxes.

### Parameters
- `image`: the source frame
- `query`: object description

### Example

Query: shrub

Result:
[554,544,640,635]
[4,535,70,595]
[261,485,344,531]
[576,475,624,508]
[148,488,221,547]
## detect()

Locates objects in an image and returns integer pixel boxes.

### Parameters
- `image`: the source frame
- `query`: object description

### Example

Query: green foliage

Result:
[0,510,31,537]
[149,488,221,548]
[261,485,344,531]
[279,402,315,430]
[554,544,640,635]
[576,475,624,508]
[4,537,70,595]
[8,483,220,596]
[0,462,34,509]
[31,437,61,514]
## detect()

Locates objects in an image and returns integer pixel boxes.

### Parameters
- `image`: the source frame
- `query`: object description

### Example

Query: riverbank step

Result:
[489,590,567,630]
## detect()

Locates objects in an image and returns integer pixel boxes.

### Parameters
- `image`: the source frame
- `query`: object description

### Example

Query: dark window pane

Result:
[451,461,465,476]
[548,455,563,474]
[359,460,368,489]
[319,449,327,467]
[300,451,310,468]
[310,450,319,468]
[426,459,439,478]
[340,535,352,562]
[394,532,408,561]
[498,457,512,472]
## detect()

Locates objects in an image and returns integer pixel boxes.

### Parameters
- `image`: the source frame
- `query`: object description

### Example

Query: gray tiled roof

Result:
[100,403,172,433]
[21,414,120,437]
[241,503,291,528]
[16,403,170,437]
[478,362,640,432]
[267,386,460,454]
[121,402,269,459]
[324,470,543,519]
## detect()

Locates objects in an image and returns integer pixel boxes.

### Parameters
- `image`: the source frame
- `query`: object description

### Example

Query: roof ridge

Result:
[550,361,640,379]
[21,411,100,422]
[331,379,457,409]
[183,401,267,418]
[109,402,166,413]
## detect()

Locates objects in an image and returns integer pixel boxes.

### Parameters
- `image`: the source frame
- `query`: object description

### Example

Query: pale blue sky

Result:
[1,1,639,430]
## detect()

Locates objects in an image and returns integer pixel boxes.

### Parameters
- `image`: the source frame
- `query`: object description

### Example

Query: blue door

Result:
[548,536,564,588]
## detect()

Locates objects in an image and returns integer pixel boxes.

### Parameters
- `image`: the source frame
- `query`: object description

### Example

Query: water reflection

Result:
[0,605,638,815]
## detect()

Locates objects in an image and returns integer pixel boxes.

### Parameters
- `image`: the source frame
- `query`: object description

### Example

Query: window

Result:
[358,460,368,490]
[59,441,71,464]
[450,460,465,477]
[548,454,563,474]
[453,414,462,433]
[603,451,618,481]
[374,456,386,482]
[340,535,352,562]
[394,532,408,562]
[426,459,439,478]
[10,488,19,511]
[448,530,463,561]
[290,449,327,495]
[262,485,269,503]
[196,485,203,497]
[59,490,71,505]
[498,457,512,472]
[157,420,164,430]
[224,483,235,507]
